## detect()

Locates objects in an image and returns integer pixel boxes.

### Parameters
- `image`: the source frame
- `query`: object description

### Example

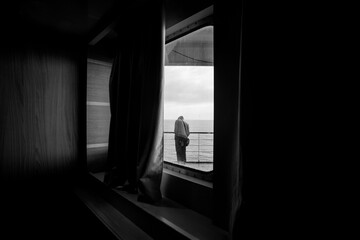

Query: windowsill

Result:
[164,160,213,172]
[90,172,228,240]
[164,161,213,182]
[163,168,212,188]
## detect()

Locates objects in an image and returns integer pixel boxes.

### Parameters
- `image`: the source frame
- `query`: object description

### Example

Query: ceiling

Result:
[1,0,212,61]
[1,0,213,38]
[1,0,115,36]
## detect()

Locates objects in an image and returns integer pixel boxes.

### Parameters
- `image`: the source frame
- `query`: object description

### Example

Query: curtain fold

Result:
[105,0,164,203]
[213,0,245,238]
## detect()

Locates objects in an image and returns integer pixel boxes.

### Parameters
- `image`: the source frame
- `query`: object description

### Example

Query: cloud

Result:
[165,102,213,120]
[164,66,214,120]
[164,66,213,105]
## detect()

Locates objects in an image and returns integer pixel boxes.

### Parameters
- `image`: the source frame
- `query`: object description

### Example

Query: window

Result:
[86,58,112,173]
[164,26,214,178]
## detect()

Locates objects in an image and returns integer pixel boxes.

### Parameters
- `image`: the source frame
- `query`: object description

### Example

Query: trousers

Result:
[175,136,187,162]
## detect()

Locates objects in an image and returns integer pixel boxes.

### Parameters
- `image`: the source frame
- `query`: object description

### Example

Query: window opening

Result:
[164,26,214,175]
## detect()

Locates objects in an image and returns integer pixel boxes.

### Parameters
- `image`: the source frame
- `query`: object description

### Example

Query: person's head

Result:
[178,116,184,120]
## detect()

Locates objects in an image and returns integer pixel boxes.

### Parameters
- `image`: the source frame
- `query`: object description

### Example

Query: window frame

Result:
[164,10,214,182]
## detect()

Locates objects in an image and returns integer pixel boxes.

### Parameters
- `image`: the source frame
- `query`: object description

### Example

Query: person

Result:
[174,116,190,162]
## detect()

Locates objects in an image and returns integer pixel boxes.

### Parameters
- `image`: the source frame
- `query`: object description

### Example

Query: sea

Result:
[163,119,213,165]
[164,119,213,133]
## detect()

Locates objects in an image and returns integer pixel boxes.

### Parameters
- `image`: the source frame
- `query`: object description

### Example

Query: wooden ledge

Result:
[89,172,228,240]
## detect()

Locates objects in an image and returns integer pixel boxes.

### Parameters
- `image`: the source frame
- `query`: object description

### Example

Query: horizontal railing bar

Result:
[165,146,212,148]
[164,131,213,134]
[164,131,213,165]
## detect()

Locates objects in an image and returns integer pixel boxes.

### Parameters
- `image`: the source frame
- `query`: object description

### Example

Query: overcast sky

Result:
[164,66,213,120]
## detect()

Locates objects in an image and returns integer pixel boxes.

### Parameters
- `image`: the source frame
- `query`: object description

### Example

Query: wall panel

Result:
[87,147,109,173]
[0,45,85,182]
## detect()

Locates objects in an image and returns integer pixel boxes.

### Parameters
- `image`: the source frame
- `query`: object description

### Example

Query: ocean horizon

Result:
[164,119,213,133]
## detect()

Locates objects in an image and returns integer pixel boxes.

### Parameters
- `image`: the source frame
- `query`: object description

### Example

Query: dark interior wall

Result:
[0,30,87,184]
[1,183,117,240]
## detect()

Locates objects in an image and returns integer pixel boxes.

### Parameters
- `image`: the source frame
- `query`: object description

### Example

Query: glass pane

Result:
[164,26,213,173]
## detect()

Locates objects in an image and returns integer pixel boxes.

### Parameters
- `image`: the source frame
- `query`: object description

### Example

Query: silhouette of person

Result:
[174,116,190,162]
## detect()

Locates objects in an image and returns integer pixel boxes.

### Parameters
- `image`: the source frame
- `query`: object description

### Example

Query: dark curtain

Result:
[104,0,164,203]
[213,0,246,238]
[214,0,310,237]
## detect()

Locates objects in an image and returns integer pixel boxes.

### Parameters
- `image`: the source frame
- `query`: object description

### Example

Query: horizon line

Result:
[164,119,214,121]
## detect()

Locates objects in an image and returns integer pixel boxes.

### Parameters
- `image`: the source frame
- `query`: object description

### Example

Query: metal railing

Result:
[163,131,213,163]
